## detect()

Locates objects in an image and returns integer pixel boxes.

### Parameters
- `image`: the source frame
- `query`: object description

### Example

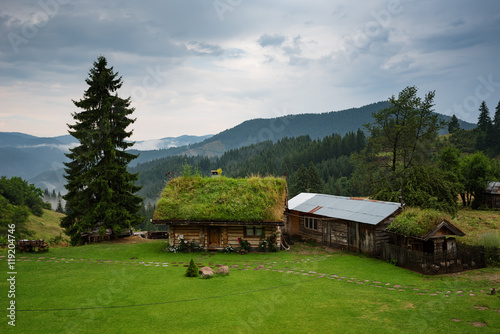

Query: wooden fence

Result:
[381,242,488,275]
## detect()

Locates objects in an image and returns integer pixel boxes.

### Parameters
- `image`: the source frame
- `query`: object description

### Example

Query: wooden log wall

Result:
[170,226,203,247]
[169,224,282,249]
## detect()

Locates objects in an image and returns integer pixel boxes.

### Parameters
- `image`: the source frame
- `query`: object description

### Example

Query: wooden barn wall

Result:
[482,194,500,209]
[296,213,396,257]
[285,211,301,236]
[328,219,348,248]
[298,216,323,244]
[375,217,393,255]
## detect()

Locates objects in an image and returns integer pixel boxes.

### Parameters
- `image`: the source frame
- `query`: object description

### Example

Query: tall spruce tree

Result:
[477,101,491,131]
[62,56,142,245]
[476,101,493,152]
[447,114,460,134]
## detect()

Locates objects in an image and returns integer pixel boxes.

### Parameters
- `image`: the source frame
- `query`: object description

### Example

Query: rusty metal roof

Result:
[485,181,500,195]
[288,193,401,225]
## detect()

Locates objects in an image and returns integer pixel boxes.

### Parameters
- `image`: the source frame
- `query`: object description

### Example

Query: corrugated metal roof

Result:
[288,193,401,225]
[485,181,500,195]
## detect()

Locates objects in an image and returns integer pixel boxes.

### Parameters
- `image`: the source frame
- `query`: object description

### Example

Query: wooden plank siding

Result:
[286,210,395,257]
[285,213,301,236]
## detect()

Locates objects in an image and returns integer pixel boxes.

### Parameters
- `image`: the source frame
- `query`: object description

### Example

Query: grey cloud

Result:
[416,19,500,53]
[257,33,286,47]
[187,41,224,57]
[282,35,302,55]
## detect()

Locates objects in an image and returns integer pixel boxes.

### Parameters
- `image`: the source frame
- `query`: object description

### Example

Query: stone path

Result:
[2,254,498,298]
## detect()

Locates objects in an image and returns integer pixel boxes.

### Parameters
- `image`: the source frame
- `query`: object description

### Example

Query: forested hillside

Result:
[132,130,367,201]
[127,101,476,164]
[132,90,499,221]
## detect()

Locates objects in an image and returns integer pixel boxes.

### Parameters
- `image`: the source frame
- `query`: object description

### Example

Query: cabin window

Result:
[245,226,263,237]
[304,217,319,231]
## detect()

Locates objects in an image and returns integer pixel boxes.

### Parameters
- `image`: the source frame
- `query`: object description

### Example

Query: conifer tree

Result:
[61,56,142,245]
[494,100,500,127]
[447,114,460,134]
[307,161,323,193]
[56,199,64,214]
[186,259,199,277]
[477,101,491,131]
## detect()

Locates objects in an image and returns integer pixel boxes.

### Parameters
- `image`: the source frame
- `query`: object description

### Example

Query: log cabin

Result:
[285,193,402,256]
[152,175,287,250]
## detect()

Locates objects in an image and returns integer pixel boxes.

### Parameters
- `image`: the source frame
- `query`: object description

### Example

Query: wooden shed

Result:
[152,175,287,250]
[385,210,465,255]
[381,209,475,275]
[285,193,401,256]
[482,181,500,209]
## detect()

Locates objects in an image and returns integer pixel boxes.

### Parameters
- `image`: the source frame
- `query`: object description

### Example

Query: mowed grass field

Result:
[1,240,499,334]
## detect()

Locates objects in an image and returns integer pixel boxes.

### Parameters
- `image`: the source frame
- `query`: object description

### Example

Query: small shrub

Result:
[238,237,252,253]
[177,235,187,252]
[258,239,268,252]
[189,239,197,252]
[387,258,398,266]
[168,245,180,253]
[258,232,268,251]
[185,259,199,277]
[267,233,278,252]
[222,245,234,253]
[48,233,66,246]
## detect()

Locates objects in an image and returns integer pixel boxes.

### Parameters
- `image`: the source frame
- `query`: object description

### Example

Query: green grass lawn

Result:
[1,241,499,333]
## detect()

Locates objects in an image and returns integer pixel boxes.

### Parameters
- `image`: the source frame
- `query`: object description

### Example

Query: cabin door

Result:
[208,227,221,248]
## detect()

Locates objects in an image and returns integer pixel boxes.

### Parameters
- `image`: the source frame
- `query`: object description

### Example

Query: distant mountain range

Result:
[0,101,476,193]
[0,133,212,192]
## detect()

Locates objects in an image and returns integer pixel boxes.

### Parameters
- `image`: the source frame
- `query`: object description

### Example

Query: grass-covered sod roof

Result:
[153,176,287,222]
[386,208,454,238]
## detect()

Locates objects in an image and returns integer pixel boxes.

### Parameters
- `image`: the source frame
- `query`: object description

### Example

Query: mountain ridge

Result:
[0,102,477,193]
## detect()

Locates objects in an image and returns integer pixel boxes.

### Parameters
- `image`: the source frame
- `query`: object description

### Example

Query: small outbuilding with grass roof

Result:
[152,175,287,250]
[385,208,465,255]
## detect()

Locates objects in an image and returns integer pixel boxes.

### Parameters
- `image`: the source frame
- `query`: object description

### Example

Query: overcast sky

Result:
[1,0,500,140]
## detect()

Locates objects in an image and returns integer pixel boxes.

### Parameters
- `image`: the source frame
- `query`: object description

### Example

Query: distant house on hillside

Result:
[152,175,287,250]
[285,193,402,256]
[481,181,500,209]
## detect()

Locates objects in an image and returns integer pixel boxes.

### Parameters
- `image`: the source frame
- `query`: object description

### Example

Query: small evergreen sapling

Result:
[186,259,199,277]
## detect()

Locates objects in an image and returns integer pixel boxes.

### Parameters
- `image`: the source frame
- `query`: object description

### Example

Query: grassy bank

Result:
[454,209,500,246]
[25,209,66,241]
